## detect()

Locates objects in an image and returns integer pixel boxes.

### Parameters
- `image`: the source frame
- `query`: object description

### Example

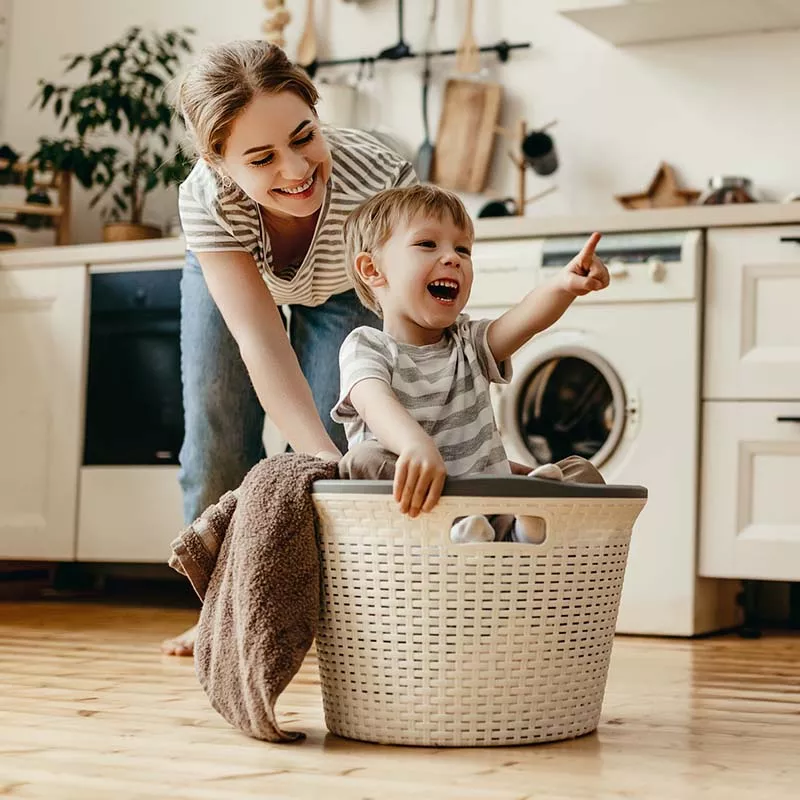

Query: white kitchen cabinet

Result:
[704,225,800,401]
[77,466,184,563]
[700,401,800,581]
[557,0,800,46]
[0,266,87,559]
[469,238,543,309]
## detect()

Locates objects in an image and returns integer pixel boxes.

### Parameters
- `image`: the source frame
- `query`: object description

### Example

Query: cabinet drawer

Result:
[469,239,542,308]
[700,401,800,580]
[704,226,800,400]
[78,466,183,562]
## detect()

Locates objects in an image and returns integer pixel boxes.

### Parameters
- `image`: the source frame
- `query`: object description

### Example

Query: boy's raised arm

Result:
[487,232,608,363]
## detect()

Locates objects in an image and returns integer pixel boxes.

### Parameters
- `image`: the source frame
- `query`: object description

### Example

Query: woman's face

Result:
[220,90,332,220]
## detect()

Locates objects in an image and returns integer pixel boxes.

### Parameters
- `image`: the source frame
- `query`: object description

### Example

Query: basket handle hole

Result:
[449,514,497,543]
[448,514,548,545]
[513,515,548,545]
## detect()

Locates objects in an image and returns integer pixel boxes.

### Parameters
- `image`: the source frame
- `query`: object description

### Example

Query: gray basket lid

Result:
[313,476,647,499]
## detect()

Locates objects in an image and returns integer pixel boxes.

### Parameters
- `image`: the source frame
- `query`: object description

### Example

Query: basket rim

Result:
[312,476,647,499]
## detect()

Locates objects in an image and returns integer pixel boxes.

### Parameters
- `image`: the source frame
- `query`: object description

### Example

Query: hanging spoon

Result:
[415,0,437,181]
[296,0,318,73]
[455,0,480,75]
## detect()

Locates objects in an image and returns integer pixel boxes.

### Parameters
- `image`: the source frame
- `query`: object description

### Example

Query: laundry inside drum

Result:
[516,355,620,465]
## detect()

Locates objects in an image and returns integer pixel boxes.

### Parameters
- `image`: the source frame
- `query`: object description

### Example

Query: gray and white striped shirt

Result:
[332,316,512,477]
[178,126,416,307]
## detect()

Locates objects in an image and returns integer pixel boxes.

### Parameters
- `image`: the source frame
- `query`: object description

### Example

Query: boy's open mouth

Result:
[427,279,459,304]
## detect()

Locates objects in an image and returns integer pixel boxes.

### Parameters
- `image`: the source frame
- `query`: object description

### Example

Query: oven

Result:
[83,268,184,466]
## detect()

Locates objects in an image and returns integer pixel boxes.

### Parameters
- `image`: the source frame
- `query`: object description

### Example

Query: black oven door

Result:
[83,269,184,466]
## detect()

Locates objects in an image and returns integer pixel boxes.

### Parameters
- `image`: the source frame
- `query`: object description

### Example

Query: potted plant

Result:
[30,26,194,242]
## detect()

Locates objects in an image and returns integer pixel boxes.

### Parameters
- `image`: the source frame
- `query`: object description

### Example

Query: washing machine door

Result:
[500,340,627,468]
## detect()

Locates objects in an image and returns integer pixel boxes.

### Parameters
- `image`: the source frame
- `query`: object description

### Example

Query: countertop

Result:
[474,201,800,240]
[3,202,800,270]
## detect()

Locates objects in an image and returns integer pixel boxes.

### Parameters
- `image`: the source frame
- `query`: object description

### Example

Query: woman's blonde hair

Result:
[342,184,475,317]
[176,40,318,164]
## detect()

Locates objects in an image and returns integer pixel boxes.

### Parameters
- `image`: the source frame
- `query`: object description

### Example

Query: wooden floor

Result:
[0,603,798,800]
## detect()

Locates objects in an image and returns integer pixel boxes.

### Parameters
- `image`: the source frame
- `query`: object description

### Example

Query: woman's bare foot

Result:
[161,623,197,656]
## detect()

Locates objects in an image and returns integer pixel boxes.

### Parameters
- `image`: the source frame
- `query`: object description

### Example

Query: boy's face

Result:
[370,211,474,341]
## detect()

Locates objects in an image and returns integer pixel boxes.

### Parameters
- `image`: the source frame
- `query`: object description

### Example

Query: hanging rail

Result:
[305,39,531,78]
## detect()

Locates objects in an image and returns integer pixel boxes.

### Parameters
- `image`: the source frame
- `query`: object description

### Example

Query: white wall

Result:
[3,0,800,244]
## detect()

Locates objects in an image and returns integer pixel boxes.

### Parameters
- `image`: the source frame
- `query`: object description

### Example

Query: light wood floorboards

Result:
[0,602,798,799]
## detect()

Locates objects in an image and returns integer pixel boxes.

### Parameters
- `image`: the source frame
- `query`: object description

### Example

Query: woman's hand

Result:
[393,436,447,518]
[314,449,342,463]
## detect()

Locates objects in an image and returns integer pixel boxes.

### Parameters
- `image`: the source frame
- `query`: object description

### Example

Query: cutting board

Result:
[432,78,502,193]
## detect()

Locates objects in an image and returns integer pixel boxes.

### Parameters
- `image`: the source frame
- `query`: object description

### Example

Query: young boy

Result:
[332,185,610,542]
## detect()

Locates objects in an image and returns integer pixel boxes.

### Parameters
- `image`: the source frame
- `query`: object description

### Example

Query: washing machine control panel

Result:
[540,230,702,303]
[647,256,667,283]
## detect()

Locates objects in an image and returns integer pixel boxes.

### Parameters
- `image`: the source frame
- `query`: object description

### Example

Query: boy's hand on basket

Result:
[394,436,447,518]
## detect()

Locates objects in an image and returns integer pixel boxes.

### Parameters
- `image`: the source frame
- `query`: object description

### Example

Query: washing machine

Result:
[469,230,737,636]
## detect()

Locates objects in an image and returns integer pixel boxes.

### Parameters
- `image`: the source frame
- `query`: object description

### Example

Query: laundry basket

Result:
[311,476,647,747]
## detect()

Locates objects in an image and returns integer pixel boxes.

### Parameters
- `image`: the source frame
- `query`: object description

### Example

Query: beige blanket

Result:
[169,453,338,742]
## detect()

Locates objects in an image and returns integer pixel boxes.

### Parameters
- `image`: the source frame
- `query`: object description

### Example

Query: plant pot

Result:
[103,222,162,243]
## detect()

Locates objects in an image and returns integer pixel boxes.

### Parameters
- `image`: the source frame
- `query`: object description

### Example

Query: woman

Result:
[162,41,415,655]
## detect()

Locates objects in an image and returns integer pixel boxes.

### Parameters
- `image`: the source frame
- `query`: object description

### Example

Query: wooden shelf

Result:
[0,203,64,217]
[0,220,55,230]
[0,161,72,245]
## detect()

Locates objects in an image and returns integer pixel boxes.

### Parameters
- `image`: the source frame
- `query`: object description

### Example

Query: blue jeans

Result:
[178,251,380,523]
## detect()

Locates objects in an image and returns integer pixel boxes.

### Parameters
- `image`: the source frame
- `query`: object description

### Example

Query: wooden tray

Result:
[432,78,502,193]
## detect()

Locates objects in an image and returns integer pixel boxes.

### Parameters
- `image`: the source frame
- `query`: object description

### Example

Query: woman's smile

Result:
[273,168,318,199]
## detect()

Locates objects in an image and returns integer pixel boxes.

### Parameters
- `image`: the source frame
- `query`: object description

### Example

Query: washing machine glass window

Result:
[514,346,626,468]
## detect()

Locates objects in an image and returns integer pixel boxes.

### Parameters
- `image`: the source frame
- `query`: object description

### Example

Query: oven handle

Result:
[776,416,800,423]
[779,236,800,245]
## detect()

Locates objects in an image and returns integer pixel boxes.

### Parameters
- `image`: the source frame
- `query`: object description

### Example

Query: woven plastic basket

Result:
[311,476,647,747]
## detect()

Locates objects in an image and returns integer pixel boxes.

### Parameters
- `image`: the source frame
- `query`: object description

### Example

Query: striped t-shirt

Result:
[178,126,416,307]
[332,316,512,477]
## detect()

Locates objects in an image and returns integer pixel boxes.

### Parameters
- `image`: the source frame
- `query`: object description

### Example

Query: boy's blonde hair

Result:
[343,184,475,316]
[176,41,318,165]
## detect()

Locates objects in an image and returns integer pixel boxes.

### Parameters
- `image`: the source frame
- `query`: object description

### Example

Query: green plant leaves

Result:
[65,55,84,72]
[29,25,195,224]
[39,83,55,109]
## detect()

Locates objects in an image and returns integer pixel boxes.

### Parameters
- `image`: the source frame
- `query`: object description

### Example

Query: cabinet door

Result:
[700,401,800,581]
[704,226,800,400]
[0,267,87,560]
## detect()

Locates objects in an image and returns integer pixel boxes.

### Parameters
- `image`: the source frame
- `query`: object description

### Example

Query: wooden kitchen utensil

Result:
[432,0,501,192]
[432,78,502,193]
[455,0,480,75]
[479,119,559,217]
[296,0,317,70]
